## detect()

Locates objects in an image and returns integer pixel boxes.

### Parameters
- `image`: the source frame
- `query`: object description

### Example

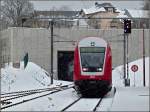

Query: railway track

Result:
[1,85,116,111]
[1,84,66,96]
[61,87,116,111]
[0,84,74,110]
[93,98,103,111]
[1,85,69,102]
[61,97,82,111]
[61,97,103,111]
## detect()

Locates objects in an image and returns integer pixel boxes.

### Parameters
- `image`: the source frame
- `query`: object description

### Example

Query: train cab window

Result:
[80,47,105,72]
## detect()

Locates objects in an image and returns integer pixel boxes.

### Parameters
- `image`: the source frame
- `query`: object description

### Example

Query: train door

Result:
[58,51,74,81]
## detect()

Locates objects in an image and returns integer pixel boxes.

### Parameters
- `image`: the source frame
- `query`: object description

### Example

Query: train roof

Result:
[78,37,107,47]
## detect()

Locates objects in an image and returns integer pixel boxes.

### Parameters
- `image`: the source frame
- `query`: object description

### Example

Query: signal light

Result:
[124,19,131,33]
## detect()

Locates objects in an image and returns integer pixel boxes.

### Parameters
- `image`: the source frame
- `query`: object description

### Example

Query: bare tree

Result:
[143,0,150,10]
[1,0,34,27]
[142,0,150,28]
[0,0,2,70]
[143,0,150,17]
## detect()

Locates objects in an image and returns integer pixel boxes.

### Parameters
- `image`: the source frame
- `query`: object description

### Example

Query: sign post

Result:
[131,65,138,87]
[133,72,135,86]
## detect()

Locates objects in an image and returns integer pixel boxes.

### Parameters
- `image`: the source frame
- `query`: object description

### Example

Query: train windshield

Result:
[80,47,105,72]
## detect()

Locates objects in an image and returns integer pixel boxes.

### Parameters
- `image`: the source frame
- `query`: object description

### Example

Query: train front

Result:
[74,37,112,97]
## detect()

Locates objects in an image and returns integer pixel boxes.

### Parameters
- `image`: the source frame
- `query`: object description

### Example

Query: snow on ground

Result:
[111,57,149,111]
[3,88,78,111]
[1,62,72,93]
[112,57,149,87]
[110,87,149,111]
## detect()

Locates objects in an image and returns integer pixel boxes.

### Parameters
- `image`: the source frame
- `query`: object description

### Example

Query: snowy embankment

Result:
[1,62,72,93]
[111,57,149,111]
[1,57,149,93]
[112,57,149,87]
[0,57,149,111]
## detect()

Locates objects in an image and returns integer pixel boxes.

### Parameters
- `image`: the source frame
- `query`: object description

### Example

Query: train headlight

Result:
[82,67,88,72]
[97,68,102,72]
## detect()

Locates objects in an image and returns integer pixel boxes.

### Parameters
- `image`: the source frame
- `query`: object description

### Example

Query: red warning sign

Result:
[131,65,138,72]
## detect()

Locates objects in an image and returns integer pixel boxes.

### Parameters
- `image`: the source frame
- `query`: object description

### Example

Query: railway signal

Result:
[123,19,131,86]
[124,19,131,33]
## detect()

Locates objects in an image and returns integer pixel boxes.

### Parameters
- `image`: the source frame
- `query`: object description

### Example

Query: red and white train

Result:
[73,37,112,97]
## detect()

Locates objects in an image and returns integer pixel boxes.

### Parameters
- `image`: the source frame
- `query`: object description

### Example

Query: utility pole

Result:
[50,20,54,84]
[0,34,1,72]
[126,34,129,81]
[123,33,126,80]
[142,24,146,87]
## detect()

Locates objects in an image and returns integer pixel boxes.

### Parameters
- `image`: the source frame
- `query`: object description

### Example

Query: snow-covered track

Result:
[93,98,103,111]
[61,97,103,111]
[61,87,116,111]
[1,88,57,103]
[1,89,50,100]
[0,84,74,110]
[61,97,82,111]
[1,84,73,98]
[1,84,73,96]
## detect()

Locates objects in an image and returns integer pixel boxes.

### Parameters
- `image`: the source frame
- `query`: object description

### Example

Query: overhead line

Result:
[29,17,149,20]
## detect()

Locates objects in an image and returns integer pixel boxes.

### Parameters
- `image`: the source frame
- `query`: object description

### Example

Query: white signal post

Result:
[131,65,138,87]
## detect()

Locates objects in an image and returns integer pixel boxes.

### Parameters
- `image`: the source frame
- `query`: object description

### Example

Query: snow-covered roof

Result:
[114,9,128,22]
[81,2,117,15]
[82,6,105,15]
[115,8,124,13]
[117,14,128,18]
[127,9,149,18]
[117,9,128,18]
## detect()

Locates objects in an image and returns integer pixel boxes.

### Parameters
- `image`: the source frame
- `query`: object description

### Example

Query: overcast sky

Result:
[31,0,144,11]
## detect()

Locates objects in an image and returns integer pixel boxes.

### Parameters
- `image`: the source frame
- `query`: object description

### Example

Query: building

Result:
[79,2,123,29]
[79,2,149,29]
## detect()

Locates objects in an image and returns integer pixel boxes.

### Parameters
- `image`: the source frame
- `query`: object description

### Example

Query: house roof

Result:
[81,2,116,15]
[81,2,149,19]
[82,7,105,15]
[116,9,128,18]
[125,9,149,18]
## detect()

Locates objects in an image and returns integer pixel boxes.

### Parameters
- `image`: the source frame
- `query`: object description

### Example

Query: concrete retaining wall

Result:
[0,27,149,79]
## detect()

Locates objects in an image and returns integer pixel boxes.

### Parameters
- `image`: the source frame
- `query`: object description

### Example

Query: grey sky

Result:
[31,0,144,11]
